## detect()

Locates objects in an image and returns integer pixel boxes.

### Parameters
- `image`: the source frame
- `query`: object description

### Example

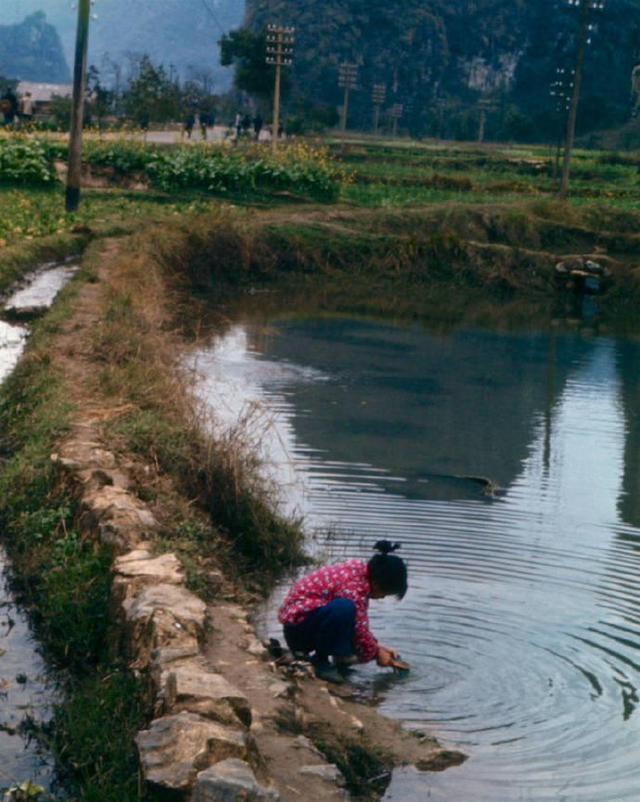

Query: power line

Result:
[199,0,226,36]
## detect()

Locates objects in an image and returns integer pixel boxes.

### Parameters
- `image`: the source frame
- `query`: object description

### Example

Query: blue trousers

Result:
[283,598,356,661]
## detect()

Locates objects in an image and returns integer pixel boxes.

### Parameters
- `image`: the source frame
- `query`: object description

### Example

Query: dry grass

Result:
[92,220,305,582]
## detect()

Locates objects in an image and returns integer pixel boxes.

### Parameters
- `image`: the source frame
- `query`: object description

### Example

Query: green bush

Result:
[0,136,56,184]
[0,134,343,199]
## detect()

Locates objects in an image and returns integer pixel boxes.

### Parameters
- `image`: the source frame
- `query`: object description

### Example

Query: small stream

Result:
[193,295,640,802]
[0,262,77,796]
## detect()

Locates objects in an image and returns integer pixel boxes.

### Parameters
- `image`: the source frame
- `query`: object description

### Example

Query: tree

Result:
[220,27,290,101]
[86,65,114,128]
[122,55,181,124]
[0,75,17,95]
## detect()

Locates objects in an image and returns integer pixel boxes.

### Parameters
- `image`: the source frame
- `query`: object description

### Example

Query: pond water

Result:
[193,299,640,802]
[0,262,77,796]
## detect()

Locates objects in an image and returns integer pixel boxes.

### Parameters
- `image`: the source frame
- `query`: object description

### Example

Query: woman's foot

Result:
[333,654,358,675]
[311,658,345,684]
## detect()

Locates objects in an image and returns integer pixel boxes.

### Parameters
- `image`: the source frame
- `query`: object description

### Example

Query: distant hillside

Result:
[0,12,69,83]
[243,0,640,141]
[2,0,243,88]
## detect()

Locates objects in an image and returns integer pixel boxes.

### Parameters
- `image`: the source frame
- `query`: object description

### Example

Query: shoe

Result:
[312,659,345,684]
[334,655,358,675]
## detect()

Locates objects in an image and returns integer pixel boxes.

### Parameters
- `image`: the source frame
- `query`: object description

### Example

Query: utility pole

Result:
[559,0,605,198]
[65,0,91,212]
[338,62,359,145]
[390,103,404,137]
[372,83,386,135]
[550,66,573,179]
[266,23,294,150]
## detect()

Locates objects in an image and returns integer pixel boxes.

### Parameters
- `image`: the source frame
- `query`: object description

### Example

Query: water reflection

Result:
[0,565,54,793]
[193,313,640,802]
[0,262,77,794]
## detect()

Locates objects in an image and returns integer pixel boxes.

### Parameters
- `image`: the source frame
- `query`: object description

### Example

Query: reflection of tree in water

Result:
[617,340,640,529]
[255,318,594,499]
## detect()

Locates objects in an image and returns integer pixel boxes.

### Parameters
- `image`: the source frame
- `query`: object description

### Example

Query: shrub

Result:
[0,136,56,184]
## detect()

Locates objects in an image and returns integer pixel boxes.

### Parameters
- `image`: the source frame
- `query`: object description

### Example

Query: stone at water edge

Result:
[194,759,280,802]
[136,711,248,796]
[299,764,346,786]
[156,656,252,726]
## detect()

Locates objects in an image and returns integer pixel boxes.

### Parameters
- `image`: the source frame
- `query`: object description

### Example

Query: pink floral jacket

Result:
[278,559,378,662]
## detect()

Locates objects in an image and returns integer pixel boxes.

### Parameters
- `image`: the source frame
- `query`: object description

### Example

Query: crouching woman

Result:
[278,540,407,682]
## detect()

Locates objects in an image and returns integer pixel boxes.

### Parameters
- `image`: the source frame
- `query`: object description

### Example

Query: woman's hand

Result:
[376,644,398,667]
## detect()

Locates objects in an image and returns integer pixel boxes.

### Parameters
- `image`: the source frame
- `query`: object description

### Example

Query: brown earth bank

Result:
[15,227,465,802]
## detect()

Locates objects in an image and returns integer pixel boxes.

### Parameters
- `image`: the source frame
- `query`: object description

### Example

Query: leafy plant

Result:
[0,137,55,184]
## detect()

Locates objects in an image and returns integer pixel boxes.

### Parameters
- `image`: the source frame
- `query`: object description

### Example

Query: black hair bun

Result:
[374,540,401,555]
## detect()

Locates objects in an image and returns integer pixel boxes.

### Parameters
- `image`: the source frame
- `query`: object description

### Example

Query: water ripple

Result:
[196,319,640,802]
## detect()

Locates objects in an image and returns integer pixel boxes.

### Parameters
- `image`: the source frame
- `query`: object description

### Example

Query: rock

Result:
[349,715,364,732]
[121,584,207,667]
[415,748,467,771]
[156,656,252,726]
[292,735,323,757]
[137,712,248,798]
[1,304,48,322]
[113,551,184,602]
[206,569,225,596]
[246,637,268,658]
[50,453,82,471]
[194,759,280,802]
[81,484,157,548]
[89,468,115,487]
[298,764,345,786]
[153,644,202,667]
[584,259,604,274]
[268,681,291,699]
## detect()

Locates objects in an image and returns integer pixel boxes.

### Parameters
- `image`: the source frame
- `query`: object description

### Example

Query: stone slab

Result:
[137,712,247,796]
[194,759,280,802]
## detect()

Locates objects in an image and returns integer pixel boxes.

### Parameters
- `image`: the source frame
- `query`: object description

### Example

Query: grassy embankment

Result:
[0,251,147,802]
[0,138,341,800]
[1,131,640,800]
[0,233,308,800]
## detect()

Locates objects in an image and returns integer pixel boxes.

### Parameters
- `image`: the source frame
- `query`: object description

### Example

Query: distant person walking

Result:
[241,114,252,138]
[253,114,263,141]
[18,91,34,127]
[235,113,242,139]
[1,87,18,126]
[185,112,195,139]
[200,111,214,140]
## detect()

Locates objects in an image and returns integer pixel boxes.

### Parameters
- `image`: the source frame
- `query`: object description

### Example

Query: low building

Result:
[16,80,72,116]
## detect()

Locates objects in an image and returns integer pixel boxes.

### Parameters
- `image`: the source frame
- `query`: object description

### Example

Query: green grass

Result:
[330,137,640,209]
[0,185,222,247]
[0,134,343,202]
[0,263,149,802]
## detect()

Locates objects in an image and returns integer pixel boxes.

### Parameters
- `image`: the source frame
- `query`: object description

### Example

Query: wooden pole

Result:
[272,61,282,150]
[65,0,91,212]
[341,85,350,135]
[560,0,590,199]
[478,107,486,143]
[373,104,380,135]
